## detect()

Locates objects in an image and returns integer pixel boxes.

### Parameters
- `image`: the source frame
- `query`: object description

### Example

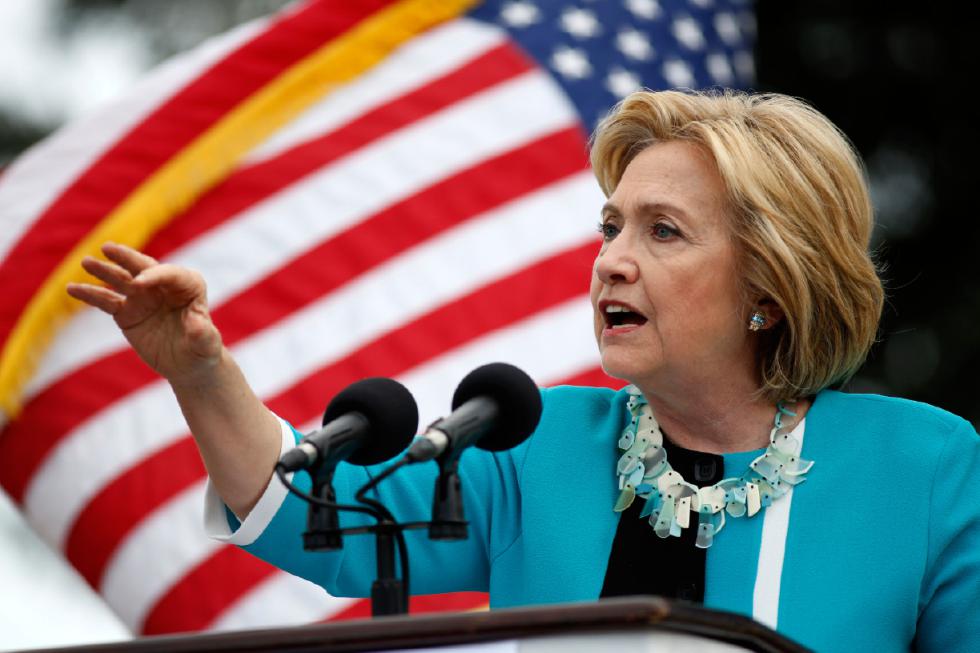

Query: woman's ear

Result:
[755,298,784,329]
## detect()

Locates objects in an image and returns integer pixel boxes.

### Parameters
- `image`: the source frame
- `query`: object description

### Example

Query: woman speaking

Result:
[68,90,980,652]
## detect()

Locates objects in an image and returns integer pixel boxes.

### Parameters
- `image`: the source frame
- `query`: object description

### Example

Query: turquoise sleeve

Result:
[238,417,531,597]
[916,419,980,651]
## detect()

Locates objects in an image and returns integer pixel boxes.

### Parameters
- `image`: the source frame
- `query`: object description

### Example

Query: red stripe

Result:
[319,599,372,622]
[407,591,489,614]
[144,42,534,258]
[0,0,391,352]
[132,242,596,633]
[141,545,278,635]
[0,127,587,503]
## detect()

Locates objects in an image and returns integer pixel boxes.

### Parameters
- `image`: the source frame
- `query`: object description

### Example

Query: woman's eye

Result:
[597,222,619,240]
[652,223,679,240]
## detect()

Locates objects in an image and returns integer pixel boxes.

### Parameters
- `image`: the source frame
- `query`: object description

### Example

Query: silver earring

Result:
[748,310,766,331]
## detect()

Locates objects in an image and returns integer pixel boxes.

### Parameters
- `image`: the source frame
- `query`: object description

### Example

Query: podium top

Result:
[30,597,810,653]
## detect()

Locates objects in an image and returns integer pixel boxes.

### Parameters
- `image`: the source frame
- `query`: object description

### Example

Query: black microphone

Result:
[278,377,419,474]
[412,363,541,541]
[278,377,417,552]
[407,362,542,463]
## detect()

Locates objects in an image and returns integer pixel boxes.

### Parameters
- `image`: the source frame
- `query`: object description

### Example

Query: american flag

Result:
[0,0,754,637]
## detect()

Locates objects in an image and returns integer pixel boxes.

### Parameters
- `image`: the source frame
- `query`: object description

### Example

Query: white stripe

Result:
[751,418,806,629]
[0,17,267,262]
[245,18,507,163]
[23,173,603,550]
[206,572,356,632]
[26,69,579,398]
[105,299,598,631]
[100,480,220,631]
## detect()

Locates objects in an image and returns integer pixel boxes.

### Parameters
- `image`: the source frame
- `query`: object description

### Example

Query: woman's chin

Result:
[599,354,657,388]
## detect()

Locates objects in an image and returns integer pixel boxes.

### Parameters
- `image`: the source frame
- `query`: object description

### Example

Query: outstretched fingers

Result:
[69,243,163,314]
[66,282,126,315]
[80,256,137,296]
[101,242,159,278]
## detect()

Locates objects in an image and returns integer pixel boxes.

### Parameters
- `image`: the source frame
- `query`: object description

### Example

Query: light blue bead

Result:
[639,491,661,518]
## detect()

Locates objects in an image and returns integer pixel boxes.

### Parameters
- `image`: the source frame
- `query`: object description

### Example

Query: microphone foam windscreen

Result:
[322,377,419,465]
[451,362,542,452]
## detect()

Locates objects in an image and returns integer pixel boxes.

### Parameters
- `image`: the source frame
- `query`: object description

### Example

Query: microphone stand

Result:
[359,497,406,615]
[276,465,409,615]
[429,457,467,541]
[277,452,472,617]
[304,471,342,551]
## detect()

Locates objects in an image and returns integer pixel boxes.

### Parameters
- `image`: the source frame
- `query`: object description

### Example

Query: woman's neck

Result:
[634,377,810,455]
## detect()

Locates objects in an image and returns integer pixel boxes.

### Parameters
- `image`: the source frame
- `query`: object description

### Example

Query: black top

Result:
[600,437,724,603]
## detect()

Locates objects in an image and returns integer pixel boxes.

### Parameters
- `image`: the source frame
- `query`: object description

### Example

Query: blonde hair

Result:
[590,90,883,402]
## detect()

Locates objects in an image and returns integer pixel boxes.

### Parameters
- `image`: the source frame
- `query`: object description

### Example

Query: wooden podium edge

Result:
[26,596,811,653]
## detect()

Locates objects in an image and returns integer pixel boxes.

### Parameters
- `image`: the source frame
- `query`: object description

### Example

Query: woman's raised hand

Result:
[67,242,223,383]
[68,242,282,518]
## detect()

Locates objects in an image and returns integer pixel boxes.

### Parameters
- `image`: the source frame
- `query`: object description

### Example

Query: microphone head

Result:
[451,363,542,452]
[322,377,419,465]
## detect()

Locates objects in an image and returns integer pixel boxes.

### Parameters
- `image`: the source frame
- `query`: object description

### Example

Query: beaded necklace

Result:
[613,386,813,548]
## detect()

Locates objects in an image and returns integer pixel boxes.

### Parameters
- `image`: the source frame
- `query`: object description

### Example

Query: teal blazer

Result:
[227,387,980,652]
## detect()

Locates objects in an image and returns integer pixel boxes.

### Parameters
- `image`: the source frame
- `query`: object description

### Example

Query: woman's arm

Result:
[67,242,281,518]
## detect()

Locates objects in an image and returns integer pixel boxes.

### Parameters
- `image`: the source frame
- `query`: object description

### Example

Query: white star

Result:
[616,28,655,61]
[672,16,706,50]
[662,59,695,88]
[624,0,661,21]
[689,0,713,8]
[499,1,541,28]
[606,67,643,98]
[551,45,593,79]
[560,7,602,38]
[706,53,734,85]
[713,12,741,45]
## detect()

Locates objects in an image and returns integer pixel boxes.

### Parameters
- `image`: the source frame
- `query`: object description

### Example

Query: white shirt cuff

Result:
[203,416,297,546]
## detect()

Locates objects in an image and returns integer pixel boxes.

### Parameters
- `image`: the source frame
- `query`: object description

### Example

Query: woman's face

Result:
[590,140,753,392]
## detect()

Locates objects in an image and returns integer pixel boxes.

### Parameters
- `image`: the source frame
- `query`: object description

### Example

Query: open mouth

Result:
[603,304,648,329]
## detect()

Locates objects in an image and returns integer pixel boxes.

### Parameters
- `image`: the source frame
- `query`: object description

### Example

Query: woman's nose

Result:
[594,235,639,285]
